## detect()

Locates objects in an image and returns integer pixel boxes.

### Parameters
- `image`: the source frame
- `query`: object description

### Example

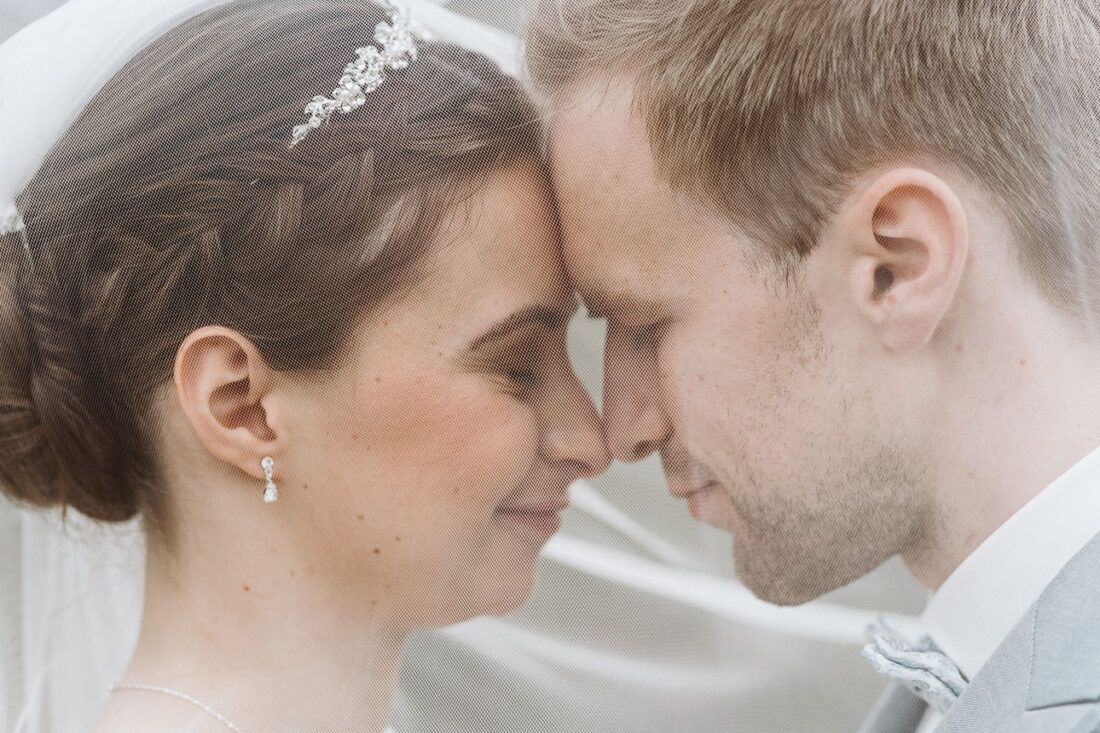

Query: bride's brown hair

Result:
[0,0,540,535]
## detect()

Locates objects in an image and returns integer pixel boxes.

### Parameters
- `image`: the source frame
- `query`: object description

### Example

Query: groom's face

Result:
[550,77,928,605]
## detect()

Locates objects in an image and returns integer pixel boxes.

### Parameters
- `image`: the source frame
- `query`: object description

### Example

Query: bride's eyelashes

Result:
[498,337,551,397]
[477,340,546,398]
[462,316,574,399]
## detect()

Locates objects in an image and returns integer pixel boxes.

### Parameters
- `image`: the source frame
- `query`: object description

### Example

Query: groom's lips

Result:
[681,482,721,522]
[686,486,717,521]
[669,479,715,500]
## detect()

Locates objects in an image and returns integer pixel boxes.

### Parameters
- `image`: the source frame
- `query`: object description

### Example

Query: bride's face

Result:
[286,161,610,626]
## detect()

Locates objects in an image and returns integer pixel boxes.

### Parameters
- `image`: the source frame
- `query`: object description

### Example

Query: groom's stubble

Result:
[682,286,939,605]
[544,73,945,607]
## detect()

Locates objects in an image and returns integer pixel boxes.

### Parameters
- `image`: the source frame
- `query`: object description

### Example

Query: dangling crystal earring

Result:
[261,456,278,503]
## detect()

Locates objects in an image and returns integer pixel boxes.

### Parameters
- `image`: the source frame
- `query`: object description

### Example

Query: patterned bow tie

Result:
[861,615,968,714]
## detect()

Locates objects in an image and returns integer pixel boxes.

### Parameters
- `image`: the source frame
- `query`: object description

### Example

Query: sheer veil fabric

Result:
[0,2,930,732]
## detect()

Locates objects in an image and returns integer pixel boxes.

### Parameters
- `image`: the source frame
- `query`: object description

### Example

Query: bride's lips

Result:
[496,499,569,536]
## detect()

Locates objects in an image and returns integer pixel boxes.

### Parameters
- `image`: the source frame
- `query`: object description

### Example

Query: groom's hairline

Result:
[524,0,1100,322]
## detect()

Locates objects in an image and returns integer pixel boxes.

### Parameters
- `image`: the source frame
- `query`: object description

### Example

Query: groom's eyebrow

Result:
[580,291,614,320]
[581,290,634,321]
[467,302,577,351]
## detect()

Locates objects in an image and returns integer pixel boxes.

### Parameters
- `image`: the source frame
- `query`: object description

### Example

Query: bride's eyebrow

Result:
[466,303,576,352]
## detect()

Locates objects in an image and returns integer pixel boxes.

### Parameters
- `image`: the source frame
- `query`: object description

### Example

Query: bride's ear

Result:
[173,326,282,479]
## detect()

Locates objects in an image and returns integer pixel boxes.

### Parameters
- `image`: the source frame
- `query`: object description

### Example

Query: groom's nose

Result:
[601,328,672,463]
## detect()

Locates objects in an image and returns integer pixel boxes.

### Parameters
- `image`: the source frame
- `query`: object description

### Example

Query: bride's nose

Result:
[537,368,611,479]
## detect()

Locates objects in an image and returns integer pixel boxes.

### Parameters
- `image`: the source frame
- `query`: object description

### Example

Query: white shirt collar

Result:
[920,444,1100,681]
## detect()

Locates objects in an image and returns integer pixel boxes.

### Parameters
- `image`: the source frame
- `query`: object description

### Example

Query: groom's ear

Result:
[839,168,969,351]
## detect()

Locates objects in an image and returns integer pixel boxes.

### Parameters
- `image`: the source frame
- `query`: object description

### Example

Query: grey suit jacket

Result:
[858,528,1100,733]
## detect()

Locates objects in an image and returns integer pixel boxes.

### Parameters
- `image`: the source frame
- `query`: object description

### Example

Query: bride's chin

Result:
[486,570,539,615]
[423,572,537,627]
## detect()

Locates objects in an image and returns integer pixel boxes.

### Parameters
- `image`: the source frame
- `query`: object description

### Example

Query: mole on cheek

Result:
[358,514,364,521]
[373,548,381,554]
[243,585,250,592]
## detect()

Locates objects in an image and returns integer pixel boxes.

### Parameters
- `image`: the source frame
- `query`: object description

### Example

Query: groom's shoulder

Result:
[1025,527,1100,709]
[938,529,1100,732]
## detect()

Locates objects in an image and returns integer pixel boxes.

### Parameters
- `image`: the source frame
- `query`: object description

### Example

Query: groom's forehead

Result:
[549,75,733,311]
[550,76,654,189]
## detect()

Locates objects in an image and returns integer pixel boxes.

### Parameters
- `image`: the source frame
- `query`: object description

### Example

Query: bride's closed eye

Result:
[483,335,552,398]
[461,301,577,398]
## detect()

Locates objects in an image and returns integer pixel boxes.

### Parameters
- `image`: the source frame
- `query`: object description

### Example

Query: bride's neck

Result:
[116,537,406,732]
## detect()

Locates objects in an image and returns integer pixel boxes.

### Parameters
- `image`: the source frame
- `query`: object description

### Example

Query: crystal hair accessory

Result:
[288,2,430,149]
[1,0,513,246]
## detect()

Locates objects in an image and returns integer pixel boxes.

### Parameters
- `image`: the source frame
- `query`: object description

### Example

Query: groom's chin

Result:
[742,579,830,607]
[731,540,877,607]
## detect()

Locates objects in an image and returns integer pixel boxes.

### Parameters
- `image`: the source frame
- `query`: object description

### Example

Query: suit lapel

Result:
[935,528,1100,731]
[1026,528,1100,710]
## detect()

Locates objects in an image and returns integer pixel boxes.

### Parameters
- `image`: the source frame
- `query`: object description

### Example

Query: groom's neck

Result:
[901,291,1100,590]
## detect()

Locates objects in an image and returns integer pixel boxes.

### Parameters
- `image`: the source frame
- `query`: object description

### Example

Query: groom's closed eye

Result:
[629,320,667,350]
[581,293,669,351]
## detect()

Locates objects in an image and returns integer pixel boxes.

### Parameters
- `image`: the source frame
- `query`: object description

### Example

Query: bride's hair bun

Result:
[0,0,541,532]
[0,257,143,521]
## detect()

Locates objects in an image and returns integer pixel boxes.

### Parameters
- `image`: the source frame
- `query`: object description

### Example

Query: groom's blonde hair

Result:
[525,0,1099,314]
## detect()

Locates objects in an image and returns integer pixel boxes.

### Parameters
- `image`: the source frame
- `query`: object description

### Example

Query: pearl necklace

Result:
[109,681,243,732]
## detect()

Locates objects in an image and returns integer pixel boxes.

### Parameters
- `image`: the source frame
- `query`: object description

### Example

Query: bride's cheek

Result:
[461,395,541,505]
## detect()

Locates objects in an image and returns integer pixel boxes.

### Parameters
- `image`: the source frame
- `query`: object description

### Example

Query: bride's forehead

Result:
[426,166,562,263]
